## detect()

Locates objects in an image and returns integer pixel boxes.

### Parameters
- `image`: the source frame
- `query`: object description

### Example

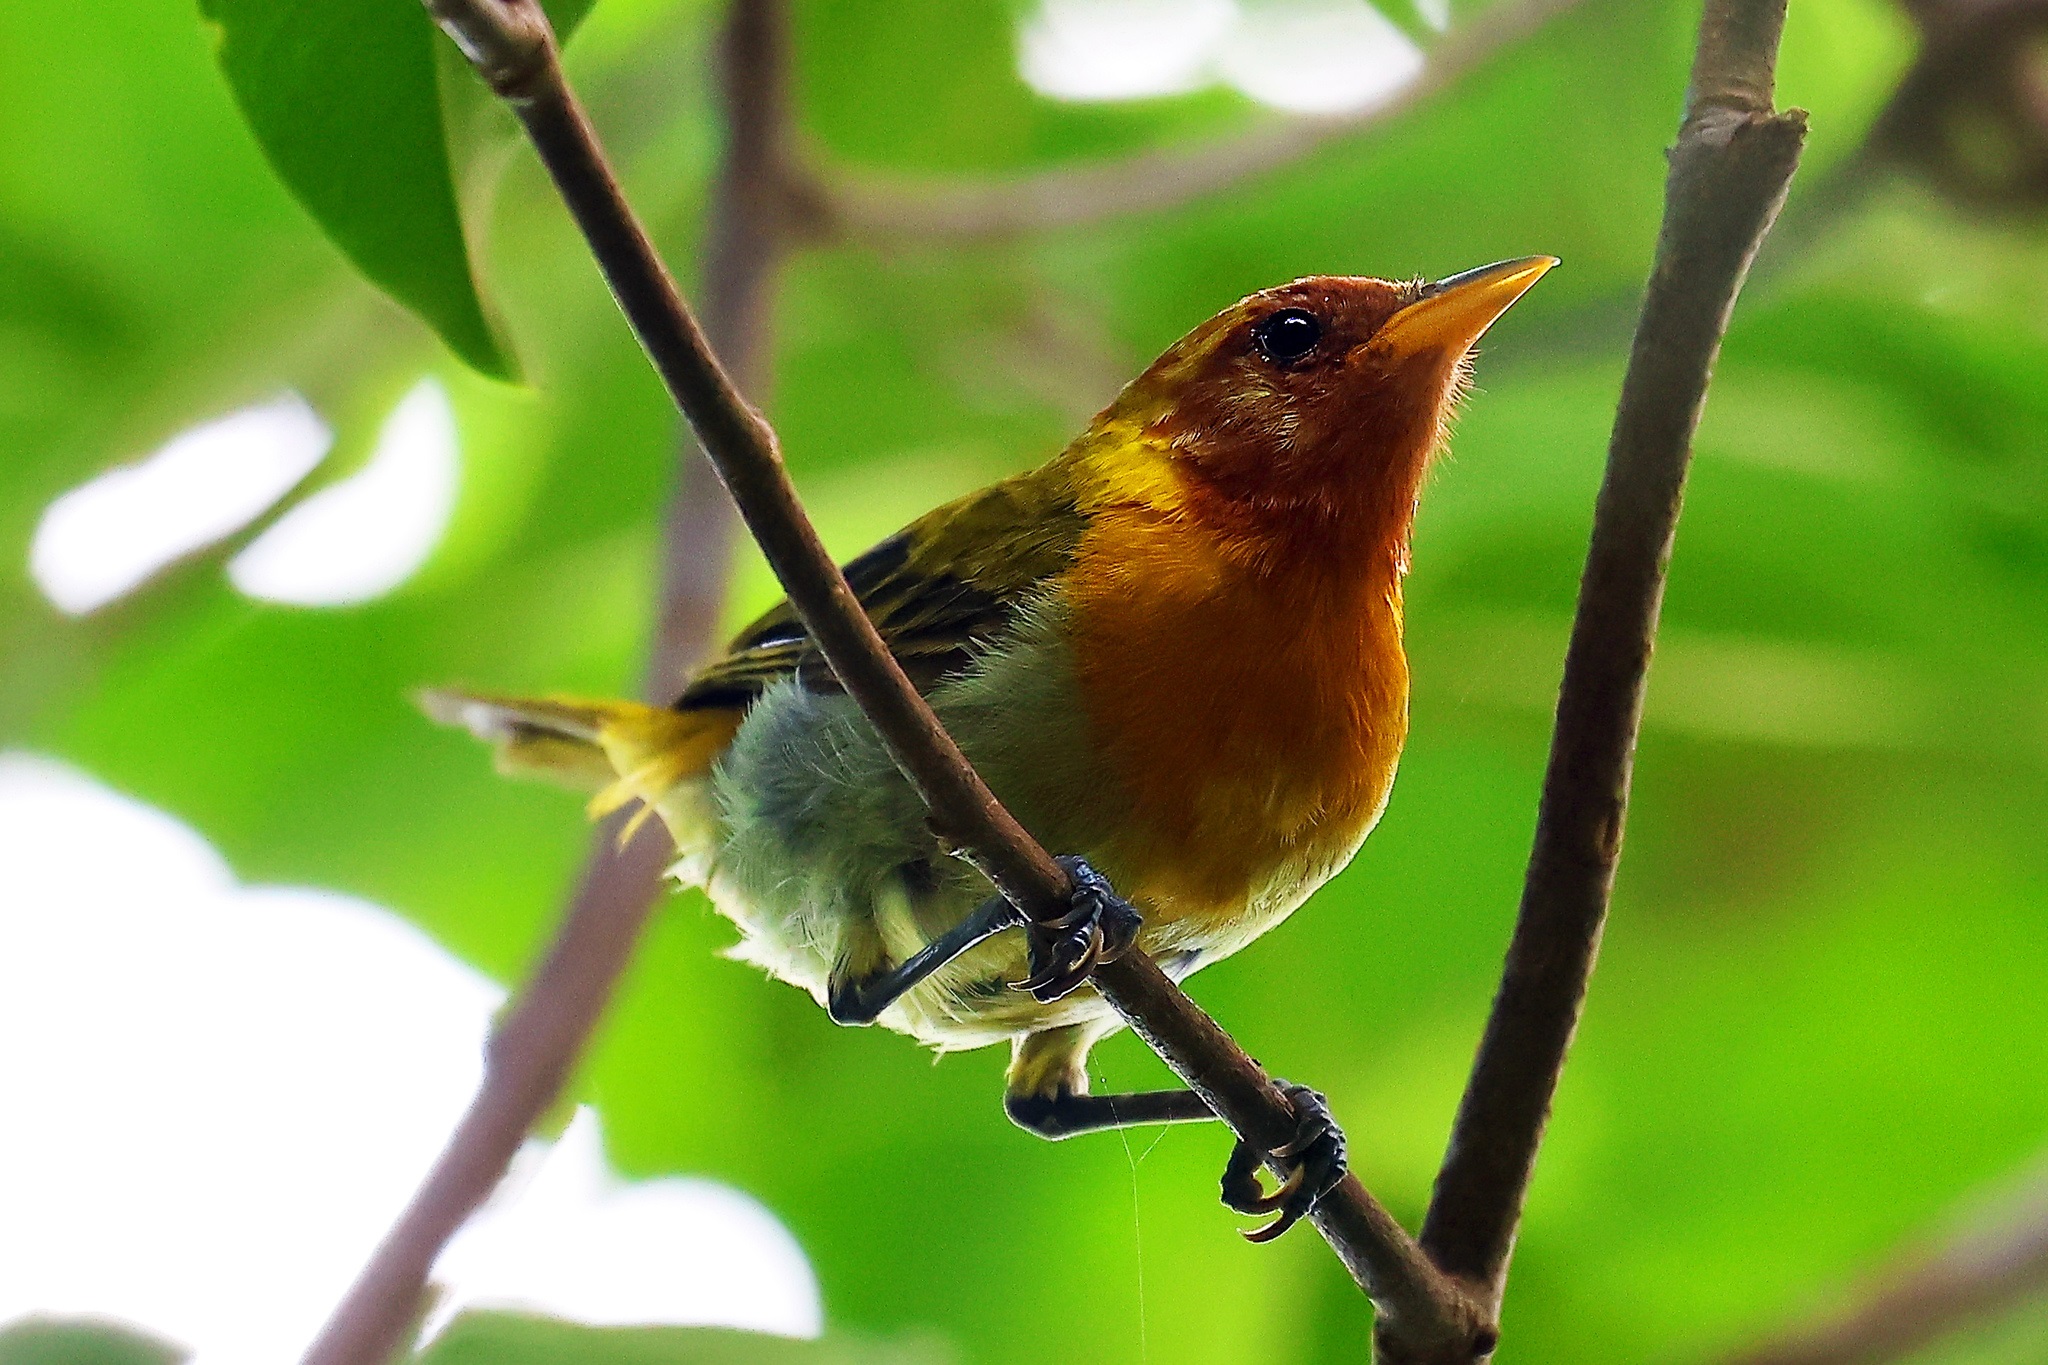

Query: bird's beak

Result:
[1376,256,1558,361]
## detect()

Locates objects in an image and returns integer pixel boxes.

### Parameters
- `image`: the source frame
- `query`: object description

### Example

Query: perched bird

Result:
[427,256,1554,1238]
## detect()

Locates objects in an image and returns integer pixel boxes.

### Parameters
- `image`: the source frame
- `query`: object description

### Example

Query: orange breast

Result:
[1064,506,1409,928]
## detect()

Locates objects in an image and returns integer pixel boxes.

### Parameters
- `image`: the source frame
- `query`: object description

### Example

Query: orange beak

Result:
[1376,256,1557,361]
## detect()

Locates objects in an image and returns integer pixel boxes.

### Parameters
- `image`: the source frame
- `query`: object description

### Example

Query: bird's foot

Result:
[1014,856,1142,1004]
[1220,1081,1348,1243]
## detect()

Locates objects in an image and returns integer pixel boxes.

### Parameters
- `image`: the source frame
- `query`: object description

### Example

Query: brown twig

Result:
[416,0,1489,1353]
[296,3,786,1362]
[1721,1160,2048,1365]
[1416,0,1807,1328]
[807,0,1586,242]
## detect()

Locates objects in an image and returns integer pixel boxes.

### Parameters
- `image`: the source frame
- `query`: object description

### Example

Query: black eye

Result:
[1252,308,1322,365]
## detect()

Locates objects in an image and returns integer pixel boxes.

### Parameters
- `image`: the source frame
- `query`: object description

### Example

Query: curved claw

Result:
[1218,1081,1349,1243]
[1225,1162,1303,1217]
[1065,858,1143,966]
[1013,856,1142,1004]
[1242,1205,1304,1245]
[1016,928,1101,998]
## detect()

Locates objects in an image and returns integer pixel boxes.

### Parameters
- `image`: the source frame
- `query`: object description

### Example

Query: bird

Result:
[426,256,1555,1239]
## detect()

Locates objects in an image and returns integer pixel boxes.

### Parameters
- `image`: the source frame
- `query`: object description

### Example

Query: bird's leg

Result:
[1004,1023,1217,1139]
[829,855,1138,1024]
[1014,856,1143,1004]
[826,890,1026,1026]
[1007,1071,1348,1244]
[1005,1087,1219,1135]
[1218,1081,1348,1243]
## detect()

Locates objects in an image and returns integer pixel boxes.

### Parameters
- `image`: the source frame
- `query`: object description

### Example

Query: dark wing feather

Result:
[673,473,1086,714]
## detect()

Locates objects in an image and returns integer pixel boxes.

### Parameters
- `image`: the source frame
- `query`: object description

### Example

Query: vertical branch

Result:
[1415,0,1807,1318]
[648,0,792,693]
[298,5,789,1362]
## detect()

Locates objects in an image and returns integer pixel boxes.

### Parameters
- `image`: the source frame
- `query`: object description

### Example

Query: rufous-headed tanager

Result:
[427,256,1555,1239]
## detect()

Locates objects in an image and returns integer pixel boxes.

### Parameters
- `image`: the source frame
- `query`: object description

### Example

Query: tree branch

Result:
[416,0,1490,1355]
[296,3,785,1361]
[805,0,1587,243]
[1721,1160,2048,1365]
[1416,0,1807,1321]
[300,815,668,1365]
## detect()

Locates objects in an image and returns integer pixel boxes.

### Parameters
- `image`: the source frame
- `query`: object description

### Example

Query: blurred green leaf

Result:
[0,1320,183,1365]
[197,0,514,377]
[415,1315,948,1365]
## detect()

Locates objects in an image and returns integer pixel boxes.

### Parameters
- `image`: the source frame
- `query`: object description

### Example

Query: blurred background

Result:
[4,0,2048,1361]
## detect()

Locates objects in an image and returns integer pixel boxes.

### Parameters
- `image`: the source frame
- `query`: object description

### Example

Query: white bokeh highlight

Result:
[1020,0,1235,101]
[229,378,461,607]
[0,754,822,1364]
[425,1109,821,1344]
[1219,0,1427,114]
[30,395,330,615]
[1018,0,1427,113]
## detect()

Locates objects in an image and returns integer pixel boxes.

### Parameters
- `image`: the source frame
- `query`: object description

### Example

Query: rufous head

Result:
[1109,257,1556,565]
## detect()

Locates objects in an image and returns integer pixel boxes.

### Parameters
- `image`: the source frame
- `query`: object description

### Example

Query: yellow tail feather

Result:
[418,689,741,843]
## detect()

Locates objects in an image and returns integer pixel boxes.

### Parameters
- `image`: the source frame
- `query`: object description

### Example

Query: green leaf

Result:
[0,1320,184,1365]
[414,1316,949,1365]
[198,0,515,378]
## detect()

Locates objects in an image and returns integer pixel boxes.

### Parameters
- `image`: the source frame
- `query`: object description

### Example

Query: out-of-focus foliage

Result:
[6,0,2048,1361]
[416,1314,946,1364]
[0,1320,183,1365]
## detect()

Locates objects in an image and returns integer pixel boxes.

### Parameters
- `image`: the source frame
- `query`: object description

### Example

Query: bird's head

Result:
[1105,257,1555,569]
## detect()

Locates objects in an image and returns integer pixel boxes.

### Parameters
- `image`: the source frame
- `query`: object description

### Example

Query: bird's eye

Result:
[1252,309,1322,365]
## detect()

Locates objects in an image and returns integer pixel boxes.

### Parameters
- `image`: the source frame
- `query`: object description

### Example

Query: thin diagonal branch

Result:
[297,3,784,1362]
[1417,0,1807,1320]
[807,0,1586,243]
[301,812,667,1365]
[1722,1159,2048,1365]
[416,0,1489,1355]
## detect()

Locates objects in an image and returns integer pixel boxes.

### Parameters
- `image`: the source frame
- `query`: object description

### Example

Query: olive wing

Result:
[673,473,1086,713]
